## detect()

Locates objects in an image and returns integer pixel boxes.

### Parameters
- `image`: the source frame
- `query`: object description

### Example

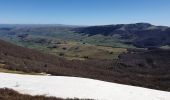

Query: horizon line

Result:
[0,22,169,27]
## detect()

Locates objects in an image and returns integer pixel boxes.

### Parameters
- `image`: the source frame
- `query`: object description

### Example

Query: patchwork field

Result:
[11,38,127,60]
[44,41,127,60]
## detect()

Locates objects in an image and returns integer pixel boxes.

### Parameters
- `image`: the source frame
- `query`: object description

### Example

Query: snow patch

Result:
[0,72,170,100]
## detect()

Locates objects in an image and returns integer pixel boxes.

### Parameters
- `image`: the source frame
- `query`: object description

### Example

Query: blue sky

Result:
[0,0,170,26]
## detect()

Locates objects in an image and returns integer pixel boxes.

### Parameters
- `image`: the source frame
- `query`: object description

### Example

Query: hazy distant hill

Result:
[1,23,170,48]
[74,23,170,48]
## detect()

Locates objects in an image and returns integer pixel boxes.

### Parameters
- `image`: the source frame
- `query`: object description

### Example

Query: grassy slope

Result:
[43,41,127,60]
[1,39,170,91]
[0,26,131,60]
[5,36,127,60]
[0,68,43,75]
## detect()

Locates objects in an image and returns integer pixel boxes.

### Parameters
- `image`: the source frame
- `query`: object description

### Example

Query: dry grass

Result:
[0,63,5,67]
[47,41,127,60]
[0,68,42,75]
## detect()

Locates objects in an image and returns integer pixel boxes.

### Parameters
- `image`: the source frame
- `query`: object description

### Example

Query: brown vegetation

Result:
[0,88,90,100]
[0,39,170,91]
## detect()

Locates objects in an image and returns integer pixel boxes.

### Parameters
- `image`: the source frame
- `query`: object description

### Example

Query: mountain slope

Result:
[0,39,170,91]
[1,23,170,49]
[74,23,170,48]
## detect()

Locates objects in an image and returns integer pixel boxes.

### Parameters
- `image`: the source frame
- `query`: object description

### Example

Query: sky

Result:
[0,0,170,26]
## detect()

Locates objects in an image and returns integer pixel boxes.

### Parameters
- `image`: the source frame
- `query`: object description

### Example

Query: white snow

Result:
[0,72,170,100]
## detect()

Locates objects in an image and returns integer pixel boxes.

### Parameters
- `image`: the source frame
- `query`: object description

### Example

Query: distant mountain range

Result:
[74,23,170,48]
[0,23,170,48]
